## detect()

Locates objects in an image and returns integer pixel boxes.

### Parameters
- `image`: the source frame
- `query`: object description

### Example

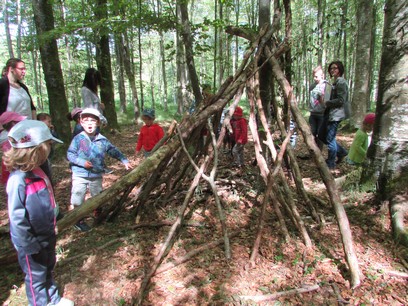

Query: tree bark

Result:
[369,0,408,247]
[351,0,375,127]
[32,0,71,143]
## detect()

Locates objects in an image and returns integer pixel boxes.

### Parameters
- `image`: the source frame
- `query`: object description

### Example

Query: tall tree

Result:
[369,0,408,246]
[350,0,375,128]
[3,0,14,58]
[31,0,71,143]
[93,0,119,130]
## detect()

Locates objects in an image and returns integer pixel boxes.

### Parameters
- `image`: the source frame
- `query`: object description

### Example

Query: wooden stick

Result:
[240,284,320,302]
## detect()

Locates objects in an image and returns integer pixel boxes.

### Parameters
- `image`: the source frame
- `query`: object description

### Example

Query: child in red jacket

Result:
[136,108,164,157]
[231,106,248,167]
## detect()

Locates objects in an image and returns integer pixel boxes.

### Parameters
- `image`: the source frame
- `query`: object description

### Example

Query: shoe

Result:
[74,220,91,232]
[48,297,75,306]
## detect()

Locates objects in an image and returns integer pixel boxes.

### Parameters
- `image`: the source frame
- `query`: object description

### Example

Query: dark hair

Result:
[3,58,24,76]
[37,113,51,121]
[82,68,102,94]
[328,61,345,78]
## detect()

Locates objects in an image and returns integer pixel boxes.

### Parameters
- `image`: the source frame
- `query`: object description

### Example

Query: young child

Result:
[230,106,248,168]
[347,113,376,165]
[66,107,84,138]
[0,111,26,184]
[4,120,74,306]
[67,108,131,232]
[135,108,164,157]
[37,112,58,159]
[309,66,330,149]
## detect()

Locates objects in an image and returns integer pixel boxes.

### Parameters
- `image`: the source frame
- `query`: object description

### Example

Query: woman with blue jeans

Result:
[324,61,348,169]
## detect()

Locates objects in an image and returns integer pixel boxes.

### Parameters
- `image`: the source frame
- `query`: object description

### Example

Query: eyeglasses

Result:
[329,66,339,71]
[82,118,98,123]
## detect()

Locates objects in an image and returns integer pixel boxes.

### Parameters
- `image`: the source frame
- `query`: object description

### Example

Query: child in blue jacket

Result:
[67,108,131,231]
[4,120,74,306]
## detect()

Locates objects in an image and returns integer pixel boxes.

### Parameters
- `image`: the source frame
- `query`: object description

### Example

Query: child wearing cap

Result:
[135,108,164,157]
[231,106,248,168]
[66,107,84,138]
[347,113,376,165]
[0,111,27,184]
[3,120,73,306]
[67,108,131,232]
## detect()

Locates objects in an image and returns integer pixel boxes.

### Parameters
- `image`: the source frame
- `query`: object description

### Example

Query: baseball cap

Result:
[0,112,27,130]
[8,120,63,148]
[142,108,155,119]
[80,108,102,121]
[363,113,376,124]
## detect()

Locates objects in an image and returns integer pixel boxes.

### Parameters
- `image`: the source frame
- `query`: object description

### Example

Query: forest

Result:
[0,0,407,305]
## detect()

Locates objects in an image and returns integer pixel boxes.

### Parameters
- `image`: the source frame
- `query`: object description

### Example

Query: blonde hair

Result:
[313,65,323,75]
[3,141,50,172]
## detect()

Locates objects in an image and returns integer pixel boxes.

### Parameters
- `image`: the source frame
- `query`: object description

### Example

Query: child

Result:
[0,111,26,184]
[309,66,330,148]
[4,120,74,306]
[37,112,58,159]
[66,107,84,138]
[135,108,164,157]
[347,113,376,165]
[231,106,248,168]
[67,108,131,232]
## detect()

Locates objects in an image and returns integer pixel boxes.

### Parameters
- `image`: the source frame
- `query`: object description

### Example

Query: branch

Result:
[240,284,320,302]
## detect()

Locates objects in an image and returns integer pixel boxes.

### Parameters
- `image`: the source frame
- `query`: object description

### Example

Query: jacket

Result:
[67,131,129,178]
[347,128,369,164]
[309,81,328,115]
[0,76,36,116]
[231,117,248,144]
[325,77,348,122]
[136,123,164,152]
[7,168,56,255]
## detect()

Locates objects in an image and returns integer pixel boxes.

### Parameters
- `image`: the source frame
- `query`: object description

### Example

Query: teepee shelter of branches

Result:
[40,23,362,304]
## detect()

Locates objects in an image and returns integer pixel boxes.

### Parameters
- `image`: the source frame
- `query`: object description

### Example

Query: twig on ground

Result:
[240,284,320,302]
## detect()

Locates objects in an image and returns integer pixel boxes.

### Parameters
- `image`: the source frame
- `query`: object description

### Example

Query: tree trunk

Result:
[370,0,408,247]
[114,33,127,113]
[178,0,203,105]
[32,0,71,143]
[350,0,375,128]
[3,0,14,58]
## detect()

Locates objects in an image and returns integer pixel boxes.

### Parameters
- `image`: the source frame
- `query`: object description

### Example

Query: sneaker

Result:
[337,153,347,164]
[74,220,91,232]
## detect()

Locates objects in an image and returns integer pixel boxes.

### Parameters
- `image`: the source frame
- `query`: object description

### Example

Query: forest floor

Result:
[0,123,407,306]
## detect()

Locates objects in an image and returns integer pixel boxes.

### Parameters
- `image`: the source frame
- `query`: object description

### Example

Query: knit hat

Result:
[142,108,155,119]
[363,113,376,125]
[70,107,82,121]
[0,111,27,131]
[233,106,243,117]
[8,120,63,148]
[81,108,102,121]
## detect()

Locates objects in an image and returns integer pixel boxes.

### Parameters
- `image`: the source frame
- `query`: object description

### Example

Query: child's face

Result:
[364,123,374,133]
[80,115,100,135]
[142,115,154,126]
[313,70,324,83]
[40,116,53,129]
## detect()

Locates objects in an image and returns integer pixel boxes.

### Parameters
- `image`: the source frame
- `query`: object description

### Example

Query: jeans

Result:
[326,121,347,168]
[309,114,325,149]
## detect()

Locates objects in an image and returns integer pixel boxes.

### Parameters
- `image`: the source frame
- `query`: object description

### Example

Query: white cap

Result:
[8,120,63,148]
[81,108,102,120]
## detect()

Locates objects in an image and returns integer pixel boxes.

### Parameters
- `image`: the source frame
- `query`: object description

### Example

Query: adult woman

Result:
[0,58,36,119]
[324,60,348,169]
[81,68,105,114]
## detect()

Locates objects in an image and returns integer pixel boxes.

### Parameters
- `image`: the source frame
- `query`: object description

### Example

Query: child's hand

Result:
[124,162,132,170]
[84,161,93,169]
